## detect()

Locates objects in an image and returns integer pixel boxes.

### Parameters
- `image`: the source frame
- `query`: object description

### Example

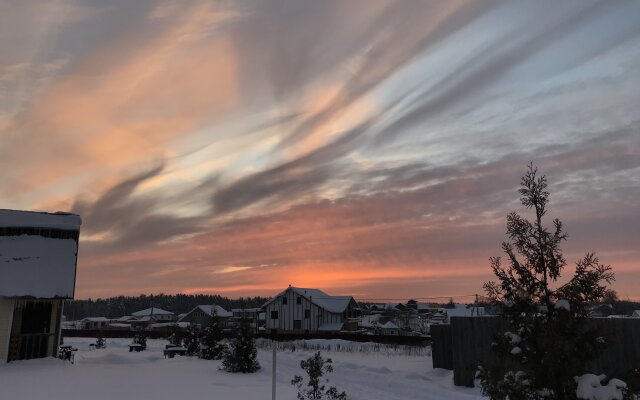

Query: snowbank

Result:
[0,338,483,400]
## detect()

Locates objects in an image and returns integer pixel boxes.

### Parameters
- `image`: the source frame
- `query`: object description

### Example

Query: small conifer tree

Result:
[200,312,226,360]
[291,351,347,400]
[183,325,201,356]
[222,319,260,373]
[479,164,615,400]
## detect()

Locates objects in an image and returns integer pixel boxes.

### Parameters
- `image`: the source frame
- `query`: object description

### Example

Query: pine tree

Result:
[222,319,260,373]
[183,325,201,356]
[479,164,615,400]
[200,312,226,360]
[291,351,347,400]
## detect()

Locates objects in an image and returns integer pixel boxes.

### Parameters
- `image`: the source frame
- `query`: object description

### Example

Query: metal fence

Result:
[431,317,640,387]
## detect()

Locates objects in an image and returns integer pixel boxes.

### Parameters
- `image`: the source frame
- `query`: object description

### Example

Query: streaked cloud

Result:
[1,0,639,300]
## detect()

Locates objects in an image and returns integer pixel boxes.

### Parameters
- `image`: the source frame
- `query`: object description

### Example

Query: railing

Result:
[8,333,54,362]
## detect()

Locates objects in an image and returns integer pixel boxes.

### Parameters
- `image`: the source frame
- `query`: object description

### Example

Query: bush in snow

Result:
[133,333,147,350]
[95,332,106,349]
[222,319,260,373]
[621,368,640,400]
[291,351,347,400]
[199,312,226,360]
[479,164,615,400]
[575,374,628,400]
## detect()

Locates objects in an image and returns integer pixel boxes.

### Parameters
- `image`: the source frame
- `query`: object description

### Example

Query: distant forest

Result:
[63,294,271,320]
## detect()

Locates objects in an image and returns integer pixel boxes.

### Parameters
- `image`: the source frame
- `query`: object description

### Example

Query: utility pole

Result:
[272,343,277,400]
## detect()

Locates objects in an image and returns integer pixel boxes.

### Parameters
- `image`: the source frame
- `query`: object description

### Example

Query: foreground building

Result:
[262,286,359,333]
[0,209,81,362]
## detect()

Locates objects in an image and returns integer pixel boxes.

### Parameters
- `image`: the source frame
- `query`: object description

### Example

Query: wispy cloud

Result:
[1,0,639,299]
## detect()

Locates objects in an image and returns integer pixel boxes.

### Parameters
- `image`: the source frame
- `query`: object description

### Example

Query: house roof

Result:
[380,321,399,329]
[131,307,174,317]
[179,305,232,321]
[115,315,136,322]
[262,286,354,314]
[81,317,110,322]
[0,209,81,230]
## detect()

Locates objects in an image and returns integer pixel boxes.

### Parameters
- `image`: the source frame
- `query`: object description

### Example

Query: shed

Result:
[0,209,81,362]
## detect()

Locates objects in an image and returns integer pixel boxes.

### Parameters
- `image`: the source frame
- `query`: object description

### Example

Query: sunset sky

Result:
[1,0,639,301]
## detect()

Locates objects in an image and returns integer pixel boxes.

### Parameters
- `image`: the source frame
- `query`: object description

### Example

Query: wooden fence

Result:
[63,329,431,346]
[431,317,640,387]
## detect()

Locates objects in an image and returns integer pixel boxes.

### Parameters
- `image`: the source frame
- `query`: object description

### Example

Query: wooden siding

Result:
[263,288,355,333]
[0,300,15,362]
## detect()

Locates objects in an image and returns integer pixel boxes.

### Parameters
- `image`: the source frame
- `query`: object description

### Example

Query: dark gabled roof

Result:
[262,286,354,314]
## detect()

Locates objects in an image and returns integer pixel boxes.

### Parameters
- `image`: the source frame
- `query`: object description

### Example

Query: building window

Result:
[282,297,288,305]
[305,309,310,319]
[271,311,279,319]
[296,297,302,305]
[294,320,301,329]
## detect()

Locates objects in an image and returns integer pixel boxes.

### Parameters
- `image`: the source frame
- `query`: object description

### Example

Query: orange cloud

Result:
[3,3,239,209]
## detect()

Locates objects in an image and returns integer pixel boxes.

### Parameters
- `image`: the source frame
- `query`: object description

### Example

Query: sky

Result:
[1,0,639,301]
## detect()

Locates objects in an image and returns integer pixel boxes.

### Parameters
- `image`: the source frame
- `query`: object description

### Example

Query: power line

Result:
[354,294,478,301]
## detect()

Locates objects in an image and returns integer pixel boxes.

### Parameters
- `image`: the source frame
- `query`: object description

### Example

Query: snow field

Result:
[0,337,484,400]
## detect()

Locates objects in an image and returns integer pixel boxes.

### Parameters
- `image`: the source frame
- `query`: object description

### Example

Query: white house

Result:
[0,209,81,362]
[262,286,359,333]
[632,310,640,318]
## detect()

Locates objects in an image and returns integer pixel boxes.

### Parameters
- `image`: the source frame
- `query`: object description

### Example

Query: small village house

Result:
[262,286,360,334]
[178,305,233,328]
[80,317,110,330]
[0,209,81,362]
[231,307,265,333]
[131,307,175,322]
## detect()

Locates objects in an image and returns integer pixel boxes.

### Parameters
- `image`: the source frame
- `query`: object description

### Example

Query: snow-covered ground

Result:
[0,338,484,400]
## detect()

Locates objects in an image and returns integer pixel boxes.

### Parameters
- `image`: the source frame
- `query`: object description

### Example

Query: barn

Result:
[262,286,360,333]
[0,209,81,362]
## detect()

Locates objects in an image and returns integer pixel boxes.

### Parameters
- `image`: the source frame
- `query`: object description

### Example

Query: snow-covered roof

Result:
[445,304,484,318]
[231,308,262,313]
[179,305,232,321]
[263,287,354,314]
[81,317,110,322]
[380,321,399,329]
[0,209,81,230]
[632,310,640,317]
[318,322,344,332]
[115,315,136,322]
[108,323,132,328]
[131,307,174,317]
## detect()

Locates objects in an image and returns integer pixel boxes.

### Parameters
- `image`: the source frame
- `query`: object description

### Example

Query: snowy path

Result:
[0,338,484,400]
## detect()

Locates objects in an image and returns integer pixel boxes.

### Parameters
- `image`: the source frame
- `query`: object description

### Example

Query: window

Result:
[293,320,302,329]
[305,309,310,319]
[282,297,288,305]
[271,311,279,319]
[296,297,302,305]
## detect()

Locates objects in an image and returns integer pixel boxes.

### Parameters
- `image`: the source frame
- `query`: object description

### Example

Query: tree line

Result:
[63,293,270,320]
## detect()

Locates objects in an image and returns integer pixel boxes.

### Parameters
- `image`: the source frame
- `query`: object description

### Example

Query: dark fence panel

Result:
[63,329,430,346]
[588,318,640,376]
[433,317,640,387]
[258,332,430,346]
[431,324,453,370]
